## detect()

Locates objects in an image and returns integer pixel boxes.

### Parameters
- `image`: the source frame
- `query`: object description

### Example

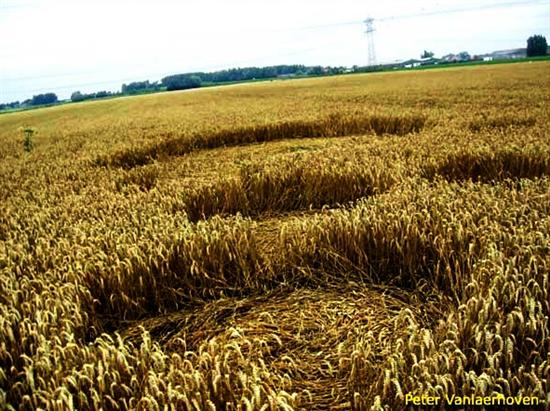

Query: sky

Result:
[1,0,549,103]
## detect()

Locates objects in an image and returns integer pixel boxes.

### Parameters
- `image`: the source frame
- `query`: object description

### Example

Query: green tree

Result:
[71,91,85,102]
[421,50,434,58]
[30,93,57,106]
[527,35,548,57]
[161,75,202,91]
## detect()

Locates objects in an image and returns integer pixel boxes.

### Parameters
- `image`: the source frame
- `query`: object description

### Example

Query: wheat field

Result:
[0,62,549,410]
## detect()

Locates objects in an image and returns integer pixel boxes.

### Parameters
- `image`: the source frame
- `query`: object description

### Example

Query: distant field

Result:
[0,62,549,410]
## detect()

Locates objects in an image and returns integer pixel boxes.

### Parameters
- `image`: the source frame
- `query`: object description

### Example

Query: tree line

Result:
[154,65,347,91]
[0,93,58,111]
[1,35,547,111]
[0,65,347,110]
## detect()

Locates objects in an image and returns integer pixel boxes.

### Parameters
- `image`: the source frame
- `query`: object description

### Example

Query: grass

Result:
[0,61,549,410]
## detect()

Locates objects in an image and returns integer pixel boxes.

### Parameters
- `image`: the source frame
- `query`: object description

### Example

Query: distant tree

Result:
[308,66,324,76]
[0,101,19,110]
[71,91,85,102]
[71,90,115,102]
[121,80,159,94]
[162,65,315,86]
[421,50,434,58]
[261,67,277,78]
[31,93,57,106]
[527,35,548,57]
[457,51,471,61]
[161,75,202,91]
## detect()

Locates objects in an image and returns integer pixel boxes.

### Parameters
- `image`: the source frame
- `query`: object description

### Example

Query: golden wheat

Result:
[0,61,548,410]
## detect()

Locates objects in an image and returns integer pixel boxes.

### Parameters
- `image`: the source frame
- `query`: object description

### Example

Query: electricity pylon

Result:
[364,17,377,66]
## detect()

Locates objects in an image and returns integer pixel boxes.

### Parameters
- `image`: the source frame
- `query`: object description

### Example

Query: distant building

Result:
[441,51,471,63]
[480,48,527,60]
[491,48,526,59]
[400,57,439,68]
[441,54,459,63]
[402,59,422,68]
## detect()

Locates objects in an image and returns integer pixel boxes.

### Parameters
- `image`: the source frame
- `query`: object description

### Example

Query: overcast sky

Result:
[1,0,549,102]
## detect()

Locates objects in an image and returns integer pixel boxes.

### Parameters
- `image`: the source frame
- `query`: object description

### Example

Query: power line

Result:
[0,2,35,11]
[2,0,548,97]
[377,0,550,22]
[2,70,105,82]
[282,0,548,31]
[1,46,330,96]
